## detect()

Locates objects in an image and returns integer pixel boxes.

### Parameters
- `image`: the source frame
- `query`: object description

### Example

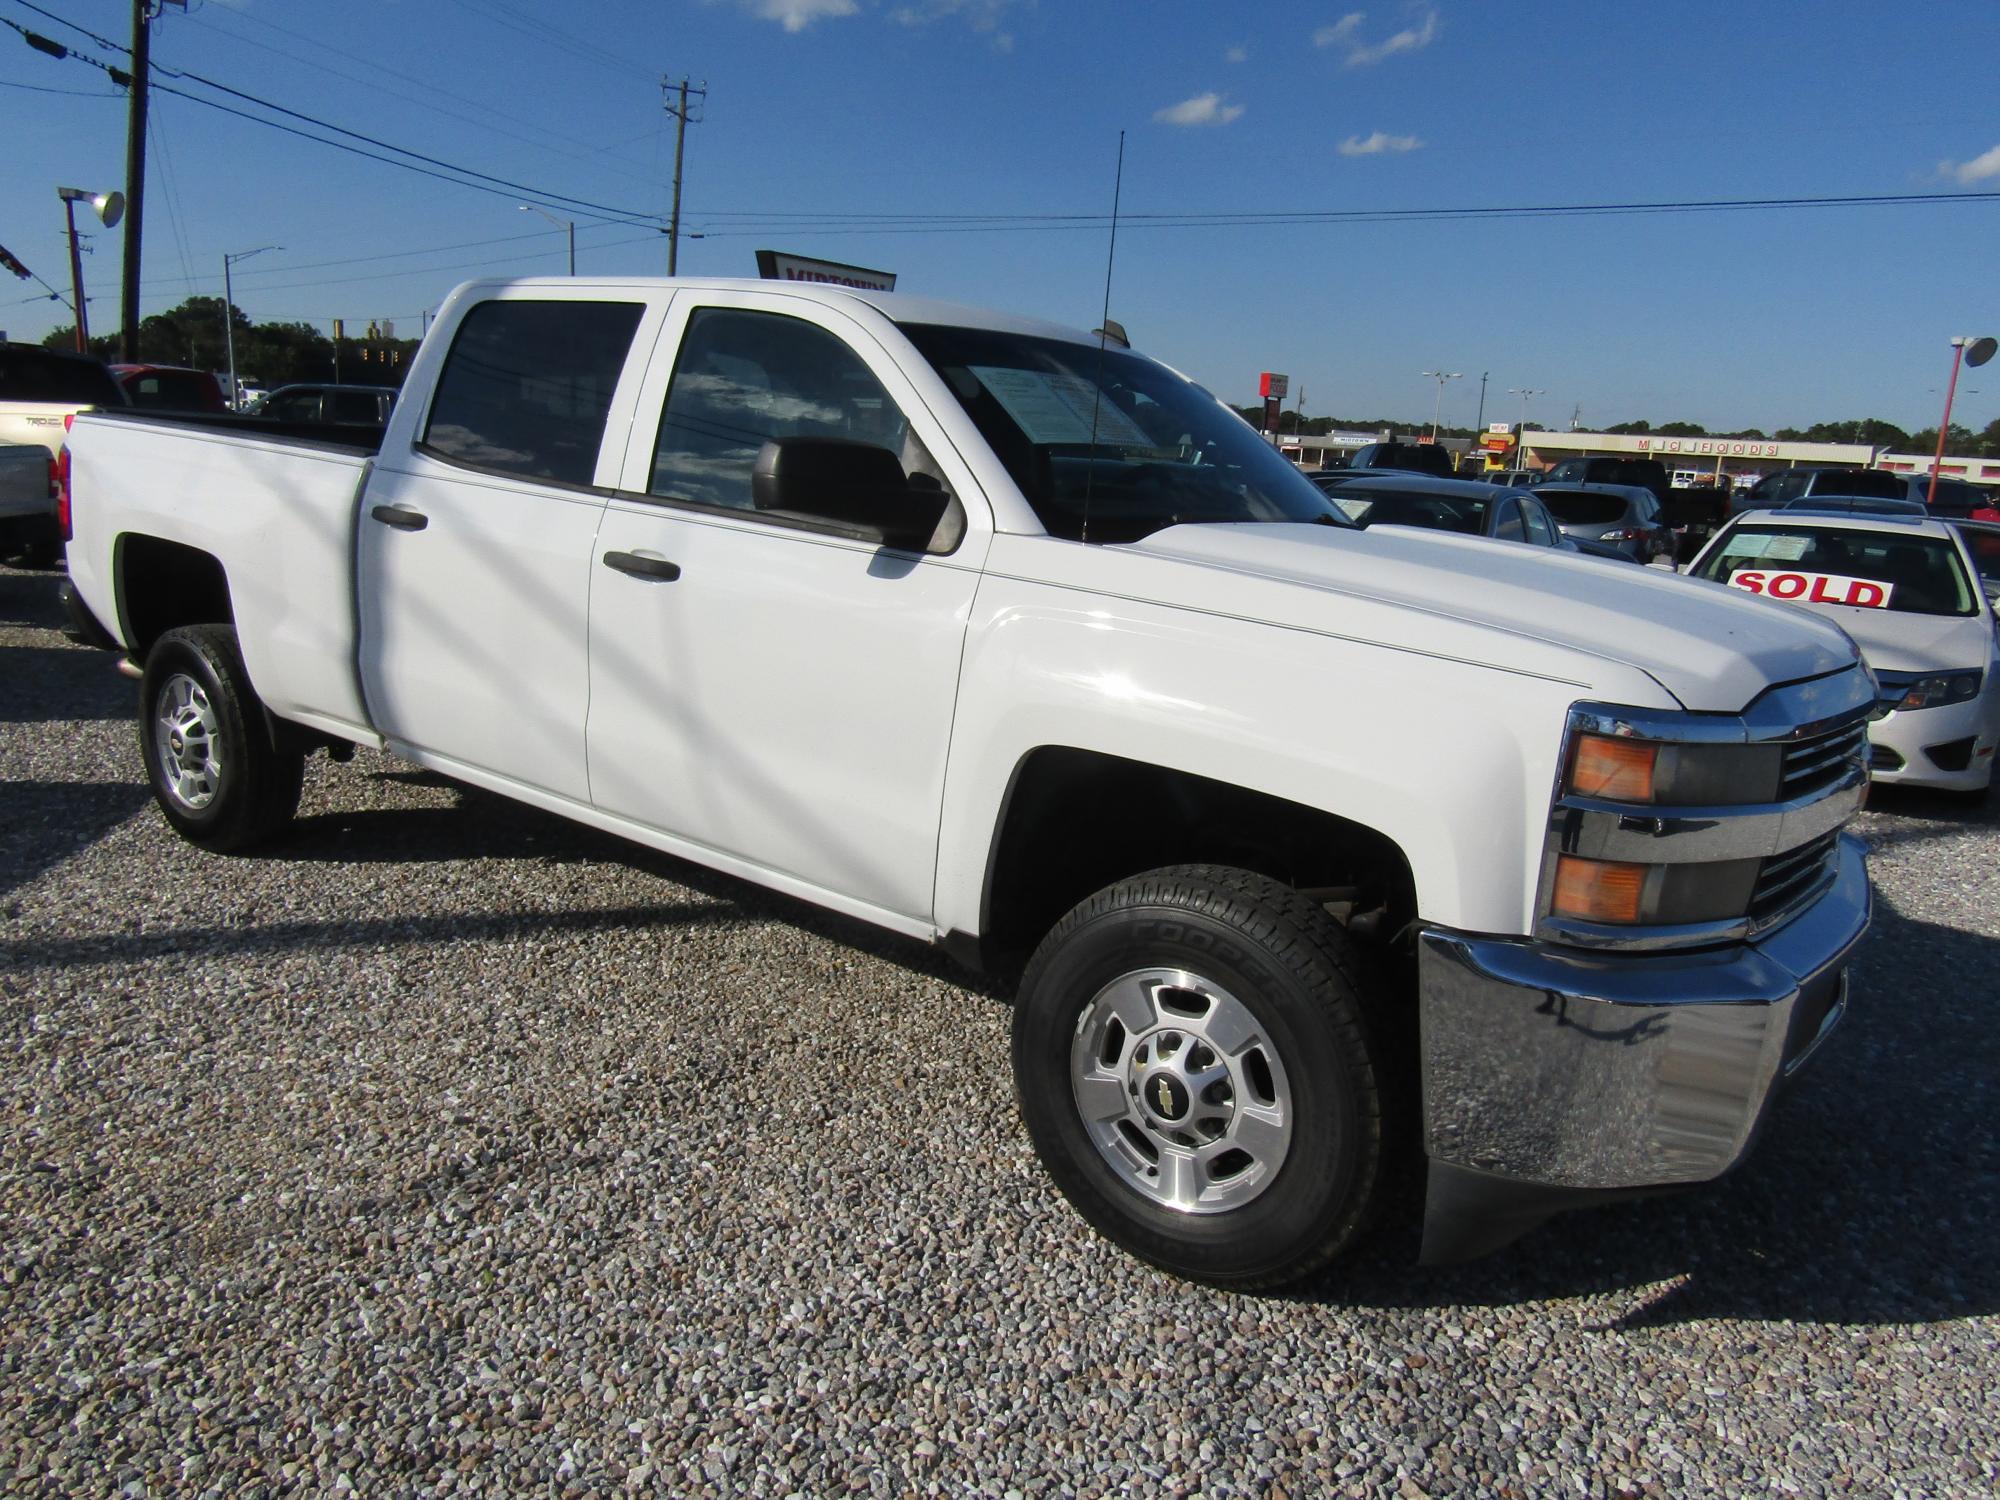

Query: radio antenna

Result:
[1081,129,1125,546]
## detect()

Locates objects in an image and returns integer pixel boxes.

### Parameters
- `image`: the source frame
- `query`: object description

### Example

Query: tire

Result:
[1012,864,1386,1289]
[139,624,304,852]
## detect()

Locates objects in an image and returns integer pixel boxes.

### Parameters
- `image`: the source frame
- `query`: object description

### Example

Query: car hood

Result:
[1104,522,1861,712]
[1799,601,1995,674]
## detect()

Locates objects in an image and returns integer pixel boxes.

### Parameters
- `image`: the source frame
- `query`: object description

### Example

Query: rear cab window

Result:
[421,299,646,488]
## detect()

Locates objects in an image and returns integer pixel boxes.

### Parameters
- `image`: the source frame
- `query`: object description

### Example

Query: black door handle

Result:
[371,504,429,532]
[602,550,681,581]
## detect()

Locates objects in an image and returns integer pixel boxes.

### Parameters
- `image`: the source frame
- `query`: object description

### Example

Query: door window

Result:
[650,307,937,518]
[422,299,644,487]
[1519,497,1556,545]
[1493,497,1526,540]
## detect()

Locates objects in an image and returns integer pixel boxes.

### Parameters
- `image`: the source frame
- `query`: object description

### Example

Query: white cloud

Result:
[890,0,1023,46]
[1338,130,1422,156]
[1317,6,1440,67]
[1315,14,1366,48]
[735,0,859,32]
[1225,44,1249,63]
[1154,92,1245,128]
[1942,143,2000,184]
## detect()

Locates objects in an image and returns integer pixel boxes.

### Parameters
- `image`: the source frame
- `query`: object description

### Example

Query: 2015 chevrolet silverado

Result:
[61,278,1873,1286]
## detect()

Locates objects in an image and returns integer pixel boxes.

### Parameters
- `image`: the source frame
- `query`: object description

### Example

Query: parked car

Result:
[0,340,127,565]
[250,383,398,424]
[1481,470,1541,488]
[1320,472,1580,551]
[64,274,1875,1284]
[1336,439,1455,478]
[1534,483,1674,563]
[1731,467,1907,517]
[1688,512,1998,793]
[1894,473,1991,518]
[1535,455,1671,502]
[110,364,230,414]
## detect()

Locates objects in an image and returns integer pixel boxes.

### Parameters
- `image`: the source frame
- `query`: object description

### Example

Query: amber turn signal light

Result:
[1569,733,1657,803]
[1551,854,1648,924]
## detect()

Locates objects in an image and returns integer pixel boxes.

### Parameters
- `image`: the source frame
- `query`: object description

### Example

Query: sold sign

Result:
[1728,570,1895,608]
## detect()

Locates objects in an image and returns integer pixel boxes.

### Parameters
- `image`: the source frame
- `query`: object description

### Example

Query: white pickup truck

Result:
[62,278,1874,1287]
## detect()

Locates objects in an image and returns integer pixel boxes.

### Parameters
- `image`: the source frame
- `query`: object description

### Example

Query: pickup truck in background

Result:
[62,277,1874,1286]
[1,339,128,565]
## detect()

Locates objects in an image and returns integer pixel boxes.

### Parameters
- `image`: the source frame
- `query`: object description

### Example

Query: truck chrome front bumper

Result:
[1415,833,1869,1263]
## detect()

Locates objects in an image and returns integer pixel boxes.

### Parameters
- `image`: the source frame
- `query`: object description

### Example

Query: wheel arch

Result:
[963,745,1420,975]
[114,532,235,659]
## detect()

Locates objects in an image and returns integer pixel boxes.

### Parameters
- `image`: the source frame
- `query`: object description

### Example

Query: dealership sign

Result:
[1727,571,1894,608]
[754,251,897,291]
[1260,372,1289,399]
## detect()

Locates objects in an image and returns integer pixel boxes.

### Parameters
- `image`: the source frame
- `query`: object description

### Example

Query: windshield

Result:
[899,323,1353,542]
[1537,490,1629,524]
[0,346,124,405]
[1693,523,1978,617]
[1330,485,1488,534]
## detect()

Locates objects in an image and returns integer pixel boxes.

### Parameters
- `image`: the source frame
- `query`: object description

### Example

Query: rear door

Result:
[357,290,657,803]
[585,290,990,923]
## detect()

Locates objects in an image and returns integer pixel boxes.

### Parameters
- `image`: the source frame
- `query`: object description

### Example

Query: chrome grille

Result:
[1779,719,1868,797]
[1750,830,1840,923]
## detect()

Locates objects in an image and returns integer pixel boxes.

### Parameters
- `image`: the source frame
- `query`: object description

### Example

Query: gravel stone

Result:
[2,561,1997,1496]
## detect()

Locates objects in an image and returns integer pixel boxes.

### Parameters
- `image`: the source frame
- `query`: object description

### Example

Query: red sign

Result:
[1727,571,1894,608]
[1260,372,1289,399]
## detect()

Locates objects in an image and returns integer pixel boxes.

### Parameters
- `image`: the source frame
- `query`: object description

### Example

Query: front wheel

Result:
[139,624,304,852]
[1012,865,1387,1289]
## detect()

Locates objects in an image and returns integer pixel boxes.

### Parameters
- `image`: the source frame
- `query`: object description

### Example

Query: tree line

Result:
[41,297,421,390]
[1241,408,2000,458]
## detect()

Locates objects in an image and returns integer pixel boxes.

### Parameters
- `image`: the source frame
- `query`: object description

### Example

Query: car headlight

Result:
[1886,670,1983,712]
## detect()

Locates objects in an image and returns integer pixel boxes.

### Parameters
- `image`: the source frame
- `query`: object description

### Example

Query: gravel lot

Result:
[3,560,1996,1498]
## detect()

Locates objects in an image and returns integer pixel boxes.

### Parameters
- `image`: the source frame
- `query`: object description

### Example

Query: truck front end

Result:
[1416,664,1874,1261]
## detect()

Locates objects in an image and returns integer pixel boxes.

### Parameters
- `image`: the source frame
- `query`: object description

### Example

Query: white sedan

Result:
[1687,509,2000,793]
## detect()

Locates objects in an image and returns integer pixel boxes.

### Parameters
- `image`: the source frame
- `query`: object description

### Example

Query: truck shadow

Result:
[0,779,154,905]
[261,769,998,997]
[1299,896,1997,1327]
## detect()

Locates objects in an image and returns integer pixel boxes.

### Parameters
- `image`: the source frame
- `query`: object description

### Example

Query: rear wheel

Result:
[139,624,303,851]
[1012,864,1387,1289]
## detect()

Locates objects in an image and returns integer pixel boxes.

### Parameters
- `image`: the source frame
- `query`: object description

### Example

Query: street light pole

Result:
[222,245,279,410]
[518,204,575,275]
[1507,387,1545,474]
[1420,370,1461,442]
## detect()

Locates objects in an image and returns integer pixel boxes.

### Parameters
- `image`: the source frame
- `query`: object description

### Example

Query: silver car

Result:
[1533,482,1674,563]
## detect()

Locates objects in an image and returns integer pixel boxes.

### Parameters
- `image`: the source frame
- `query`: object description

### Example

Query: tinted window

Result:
[1493,497,1526,540]
[1537,490,1628,525]
[1806,469,1904,500]
[328,389,387,424]
[123,369,223,412]
[261,391,322,422]
[0,346,124,405]
[424,299,643,487]
[1335,486,1488,534]
[651,307,935,518]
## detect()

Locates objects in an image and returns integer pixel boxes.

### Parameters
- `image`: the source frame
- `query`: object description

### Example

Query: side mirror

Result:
[751,437,951,552]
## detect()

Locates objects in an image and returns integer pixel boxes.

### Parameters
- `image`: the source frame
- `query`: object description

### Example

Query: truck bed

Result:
[65,410,380,741]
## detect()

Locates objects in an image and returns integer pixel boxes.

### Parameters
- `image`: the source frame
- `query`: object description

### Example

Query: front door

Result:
[585,294,988,923]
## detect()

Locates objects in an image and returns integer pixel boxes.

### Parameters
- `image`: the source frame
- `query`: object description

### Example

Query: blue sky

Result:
[3,0,1997,436]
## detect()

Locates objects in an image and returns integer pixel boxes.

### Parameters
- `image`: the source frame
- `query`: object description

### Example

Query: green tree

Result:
[1604,420,1651,435]
[1978,418,2000,458]
[1654,420,1707,437]
[1908,423,1974,455]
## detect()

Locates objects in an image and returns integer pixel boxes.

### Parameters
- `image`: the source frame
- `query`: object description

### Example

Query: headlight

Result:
[1564,732,1783,806]
[1549,853,1761,926]
[1887,670,1982,712]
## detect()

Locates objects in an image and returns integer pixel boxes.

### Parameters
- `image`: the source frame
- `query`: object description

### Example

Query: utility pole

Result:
[1473,371,1488,435]
[119,1,152,361]
[662,76,706,275]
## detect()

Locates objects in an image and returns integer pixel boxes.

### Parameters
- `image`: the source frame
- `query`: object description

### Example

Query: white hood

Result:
[1803,599,1996,675]
[1102,523,1862,713]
